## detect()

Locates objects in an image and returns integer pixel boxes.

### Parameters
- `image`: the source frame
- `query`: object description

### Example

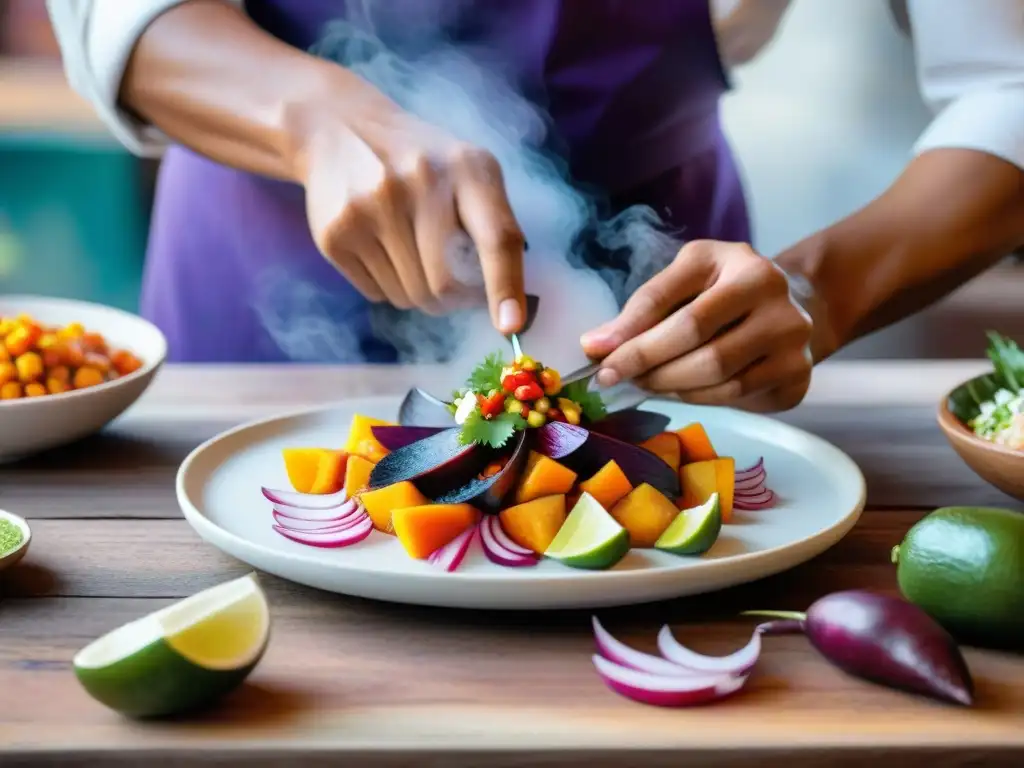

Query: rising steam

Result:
[255,2,681,389]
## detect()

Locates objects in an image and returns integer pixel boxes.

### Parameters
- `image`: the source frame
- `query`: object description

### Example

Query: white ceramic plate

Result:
[178,397,866,610]
[0,295,167,463]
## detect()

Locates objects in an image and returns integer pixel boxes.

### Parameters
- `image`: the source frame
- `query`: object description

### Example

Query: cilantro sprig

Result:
[559,378,607,422]
[459,409,525,448]
[465,351,506,393]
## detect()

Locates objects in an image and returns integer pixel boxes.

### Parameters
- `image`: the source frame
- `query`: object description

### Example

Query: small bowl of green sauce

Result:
[0,509,30,571]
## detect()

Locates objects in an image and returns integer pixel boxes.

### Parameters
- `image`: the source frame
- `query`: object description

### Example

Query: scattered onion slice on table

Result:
[273,512,373,547]
[262,486,349,510]
[479,516,538,567]
[591,618,762,706]
[592,655,748,708]
[428,524,478,572]
[733,458,777,510]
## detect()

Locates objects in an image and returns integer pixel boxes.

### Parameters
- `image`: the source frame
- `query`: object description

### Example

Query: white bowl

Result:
[0,295,167,462]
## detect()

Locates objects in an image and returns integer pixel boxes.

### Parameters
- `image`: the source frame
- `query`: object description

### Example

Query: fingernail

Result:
[498,298,522,333]
[596,368,621,388]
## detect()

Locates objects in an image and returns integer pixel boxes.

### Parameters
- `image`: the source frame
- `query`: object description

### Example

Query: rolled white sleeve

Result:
[908,0,1024,171]
[45,0,243,157]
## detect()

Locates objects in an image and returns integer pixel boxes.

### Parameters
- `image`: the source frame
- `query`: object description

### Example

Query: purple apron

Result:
[140,0,749,362]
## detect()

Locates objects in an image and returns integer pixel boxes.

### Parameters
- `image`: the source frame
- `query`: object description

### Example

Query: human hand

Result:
[297,84,526,333]
[579,241,814,412]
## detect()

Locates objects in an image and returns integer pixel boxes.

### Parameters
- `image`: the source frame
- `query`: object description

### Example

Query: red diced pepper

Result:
[501,374,518,393]
[547,408,566,423]
[480,391,506,419]
[514,382,544,402]
[512,370,535,388]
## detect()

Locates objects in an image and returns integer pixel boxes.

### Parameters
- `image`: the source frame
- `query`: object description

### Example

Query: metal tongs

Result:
[507,295,648,410]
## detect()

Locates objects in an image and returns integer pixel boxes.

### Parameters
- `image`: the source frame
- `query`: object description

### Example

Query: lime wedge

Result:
[73,574,270,718]
[655,492,722,555]
[544,492,630,570]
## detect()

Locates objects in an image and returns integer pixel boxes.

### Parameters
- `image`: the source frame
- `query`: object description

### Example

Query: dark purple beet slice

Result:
[435,431,527,513]
[534,422,589,459]
[587,409,670,444]
[367,427,488,498]
[562,430,680,498]
[371,425,446,451]
[398,388,455,427]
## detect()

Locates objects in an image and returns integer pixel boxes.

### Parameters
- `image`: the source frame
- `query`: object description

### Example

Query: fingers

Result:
[674,346,812,409]
[638,301,811,393]
[452,147,526,334]
[374,174,440,315]
[330,253,386,303]
[594,268,757,386]
[580,241,716,360]
[353,238,414,309]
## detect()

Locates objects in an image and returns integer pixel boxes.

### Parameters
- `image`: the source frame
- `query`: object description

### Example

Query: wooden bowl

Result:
[937,380,1024,502]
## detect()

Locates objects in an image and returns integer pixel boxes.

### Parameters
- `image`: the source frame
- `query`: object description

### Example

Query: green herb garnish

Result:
[559,378,607,422]
[459,409,525,448]
[985,331,1024,393]
[465,352,506,393]
[948,331,1024,425]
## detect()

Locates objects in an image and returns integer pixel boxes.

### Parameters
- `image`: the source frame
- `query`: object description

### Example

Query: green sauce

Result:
[0,518,24,555]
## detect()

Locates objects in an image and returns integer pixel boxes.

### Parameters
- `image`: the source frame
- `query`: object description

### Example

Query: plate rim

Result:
[176,395,867,590]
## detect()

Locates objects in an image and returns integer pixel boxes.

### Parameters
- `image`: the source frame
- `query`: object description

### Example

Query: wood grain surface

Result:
[0,362,1022,767]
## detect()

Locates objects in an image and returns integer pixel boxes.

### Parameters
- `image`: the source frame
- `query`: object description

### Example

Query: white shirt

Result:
[44,0,1024,171]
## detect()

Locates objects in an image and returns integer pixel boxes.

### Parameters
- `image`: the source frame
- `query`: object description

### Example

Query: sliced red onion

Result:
[490,516,539,558]
[272,509,368,533]
[592,655,748,707]
[734,458,765,482]
[273,513,373,547]
[428,524,477,572]
[656,625,762,675]
[592,618,707,677]
[734,492,777,510]
[262,486,348,510]
[479,516,538,567]
[734,472,768,493]
[271,498,360,523]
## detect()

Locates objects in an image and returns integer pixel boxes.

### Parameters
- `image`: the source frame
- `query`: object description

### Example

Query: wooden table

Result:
[1,361,1022,767]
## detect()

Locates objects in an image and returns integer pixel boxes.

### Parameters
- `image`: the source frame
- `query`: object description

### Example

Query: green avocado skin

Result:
[894,506,1024,646]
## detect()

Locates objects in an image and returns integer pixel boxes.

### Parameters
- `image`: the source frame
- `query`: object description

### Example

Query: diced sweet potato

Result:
[609,483,679,548]
[498,495,567,553]
[391,503,479,559]
[344,454,376,498]
[577,460,633,511]
[282,448,329,494]
[307,450,349,495]
[359,480,429,533]
[676,423,718,464]
[679,457,735,522]
[343,414,395,462]
[638,432,682,472]
[514,451,577,504]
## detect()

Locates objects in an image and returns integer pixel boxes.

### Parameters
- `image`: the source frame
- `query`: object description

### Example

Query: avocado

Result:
[891,506,1024,647]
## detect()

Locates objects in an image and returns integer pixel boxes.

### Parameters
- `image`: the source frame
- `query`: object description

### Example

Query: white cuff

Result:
[914,87,1024,172]
[47,0,243,158]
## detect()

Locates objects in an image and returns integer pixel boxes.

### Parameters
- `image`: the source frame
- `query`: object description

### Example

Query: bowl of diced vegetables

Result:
[938,331,1024,503]
[0,295,167,462]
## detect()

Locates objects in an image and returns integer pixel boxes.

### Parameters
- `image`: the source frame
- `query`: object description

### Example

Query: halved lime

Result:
[73,573,270,718]
[544,492,630,570]
[655,492,722,555]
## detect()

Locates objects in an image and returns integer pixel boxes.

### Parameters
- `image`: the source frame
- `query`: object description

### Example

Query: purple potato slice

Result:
[534,422,589,459]
[398,388,455,427]
[434,431,528,513]
[372,425,447,451]
[367,427,488,498]
[587,408,670,444]
[562,430,680,498]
